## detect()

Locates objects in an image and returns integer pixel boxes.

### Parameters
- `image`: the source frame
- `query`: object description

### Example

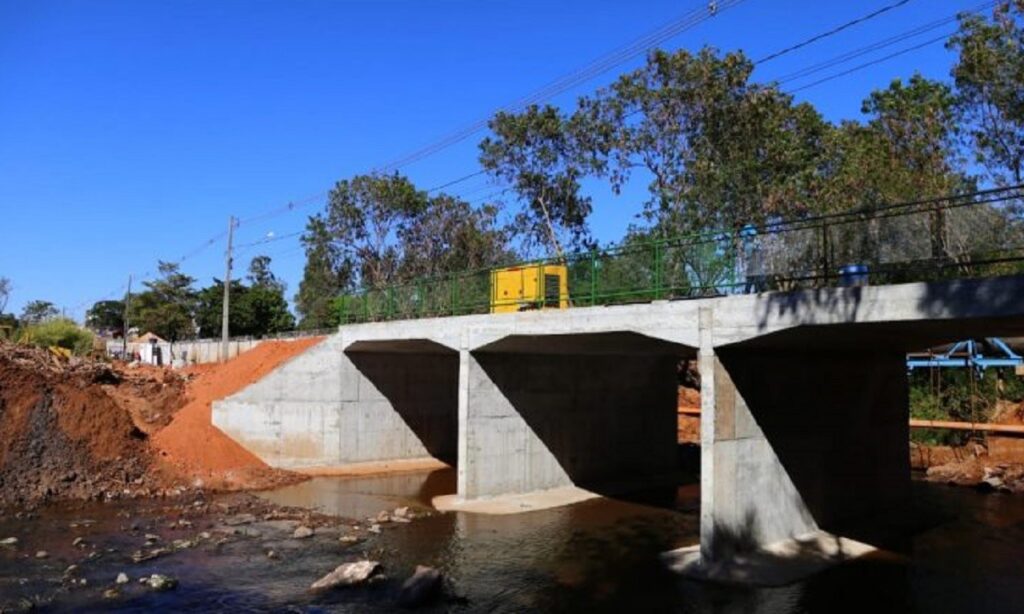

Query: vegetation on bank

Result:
[910,368,1024,445]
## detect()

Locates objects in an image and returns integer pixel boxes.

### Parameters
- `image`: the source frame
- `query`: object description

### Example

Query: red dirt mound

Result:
[0,344,158,506]
[152,337,323,490]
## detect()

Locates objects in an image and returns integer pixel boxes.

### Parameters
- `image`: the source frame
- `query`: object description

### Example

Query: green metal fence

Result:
[335,185,1024,324]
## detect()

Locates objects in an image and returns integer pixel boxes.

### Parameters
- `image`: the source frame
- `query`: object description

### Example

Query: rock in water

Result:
[293,526,314,539]
[146,574,177,591]
[116,572,129,585]
[0,537,17,547]
[310,560,380,591]
[399,565,442,607]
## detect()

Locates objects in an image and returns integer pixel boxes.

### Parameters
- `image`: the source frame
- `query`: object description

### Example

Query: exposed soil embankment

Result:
[0,338,322,507]
[915,401,1024,492]
[153,337,323,491]
[0,345,170,506]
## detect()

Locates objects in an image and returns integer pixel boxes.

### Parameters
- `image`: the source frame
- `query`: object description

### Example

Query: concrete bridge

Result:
[213,274,1024,582]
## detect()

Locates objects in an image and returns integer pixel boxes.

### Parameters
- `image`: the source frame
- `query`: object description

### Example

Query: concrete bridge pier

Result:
[666,308,911,584]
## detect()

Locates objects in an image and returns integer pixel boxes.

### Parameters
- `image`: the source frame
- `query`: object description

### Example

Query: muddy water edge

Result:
[1,471,1024,613]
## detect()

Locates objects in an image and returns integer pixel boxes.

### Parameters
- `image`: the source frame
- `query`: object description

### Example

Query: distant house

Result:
[136,332,171,366]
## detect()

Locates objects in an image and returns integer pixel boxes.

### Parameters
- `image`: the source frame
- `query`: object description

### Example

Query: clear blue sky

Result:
[0,0,981,320]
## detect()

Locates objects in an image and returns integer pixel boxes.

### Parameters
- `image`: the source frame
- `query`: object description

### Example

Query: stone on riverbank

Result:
[398,565,442,607]
[310,560,380,591]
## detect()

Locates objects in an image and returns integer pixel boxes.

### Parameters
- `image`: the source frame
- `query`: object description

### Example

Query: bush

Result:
[20,318,95,356]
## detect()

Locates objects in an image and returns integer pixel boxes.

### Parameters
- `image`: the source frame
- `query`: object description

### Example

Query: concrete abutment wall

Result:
[212,335,460,470]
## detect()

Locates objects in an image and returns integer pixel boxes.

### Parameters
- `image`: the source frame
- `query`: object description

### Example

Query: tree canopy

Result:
[949,0,1024,186]
[20,300,59,325]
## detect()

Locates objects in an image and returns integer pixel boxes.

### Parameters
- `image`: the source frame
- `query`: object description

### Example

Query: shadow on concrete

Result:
[473,332,692,506]
[753,273,1024,339]
[715,344,911,545]
[346,340,459,467]
[754,285,865,333]
[915,274,1024,321]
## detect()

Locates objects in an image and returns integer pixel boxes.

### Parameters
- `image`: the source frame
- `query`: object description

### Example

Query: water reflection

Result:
[259,471,1024,613]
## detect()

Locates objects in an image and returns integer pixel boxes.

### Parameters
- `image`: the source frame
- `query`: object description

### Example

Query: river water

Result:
[2,470,1023,612]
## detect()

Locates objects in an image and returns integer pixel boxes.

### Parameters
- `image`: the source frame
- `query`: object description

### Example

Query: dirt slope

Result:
[152,337,323,490]
[0,338,322,507]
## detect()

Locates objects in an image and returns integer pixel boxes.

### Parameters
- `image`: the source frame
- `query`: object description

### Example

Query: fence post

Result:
[590,251,597,306]
[821,221,830,284]
[450,274,457,316]
[654,241,663,300]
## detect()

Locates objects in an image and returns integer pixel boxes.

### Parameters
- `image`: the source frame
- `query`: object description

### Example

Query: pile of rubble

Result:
[0,342,173,506]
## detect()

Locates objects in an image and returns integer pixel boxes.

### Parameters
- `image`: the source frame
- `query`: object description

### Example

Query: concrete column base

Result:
[662,530,882,587]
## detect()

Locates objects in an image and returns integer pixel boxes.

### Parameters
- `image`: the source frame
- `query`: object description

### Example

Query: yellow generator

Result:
[490,264,569,313]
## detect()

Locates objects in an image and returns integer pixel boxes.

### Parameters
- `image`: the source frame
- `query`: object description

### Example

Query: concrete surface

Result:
[433,485,599,515]
[212,274,1024,578]
[661,530,881,586]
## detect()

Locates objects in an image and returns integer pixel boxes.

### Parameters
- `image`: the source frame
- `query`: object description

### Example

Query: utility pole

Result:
[122,274,132,359]
[221,215,236,362]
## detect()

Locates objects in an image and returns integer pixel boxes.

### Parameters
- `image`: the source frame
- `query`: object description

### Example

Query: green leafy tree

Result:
[398,195,514,279]
[574,48,828,237]
[821,76,974,268]
[948,1,1024,186]
[20,300,58,325]
[296,214,353,329]
[248,255,285,293]
[244,255,294,334]
[85,299,125,332]
[132,262,197,342]
[479,104,595,257]
[324,173,428,287]
[194,279,247,338]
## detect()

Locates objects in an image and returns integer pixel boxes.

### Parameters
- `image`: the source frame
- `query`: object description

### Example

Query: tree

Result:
[132,261,197,342]
[948,1,1024,186]
[0,277,10,314]
[324,173,428,287]
[245,255,294,333]
[194,279,247,338]
[242,283,295,335]
[479,104,595,257]
[296,214,353,329]
[20,300,58,325]
[248,255,285,293]
[85,299,125,332]
[397,195,514,279]
[574,48,828,238]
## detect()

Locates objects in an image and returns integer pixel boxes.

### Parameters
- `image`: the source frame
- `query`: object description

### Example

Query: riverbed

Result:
[1,471,1022,612]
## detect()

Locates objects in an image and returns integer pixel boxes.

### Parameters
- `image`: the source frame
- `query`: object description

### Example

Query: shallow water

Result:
[2,471,1024,612]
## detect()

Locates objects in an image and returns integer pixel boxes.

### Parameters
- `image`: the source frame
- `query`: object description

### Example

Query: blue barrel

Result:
[838,264,869,287]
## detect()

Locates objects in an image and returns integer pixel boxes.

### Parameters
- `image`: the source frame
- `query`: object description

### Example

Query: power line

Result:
[376,0,747,173]
[755,0,913,64]
[774,1,995,85]
[425,170,488,194]
[785,31,954,94]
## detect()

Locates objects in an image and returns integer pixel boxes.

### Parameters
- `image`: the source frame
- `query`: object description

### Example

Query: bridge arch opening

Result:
[464,331,696,503]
